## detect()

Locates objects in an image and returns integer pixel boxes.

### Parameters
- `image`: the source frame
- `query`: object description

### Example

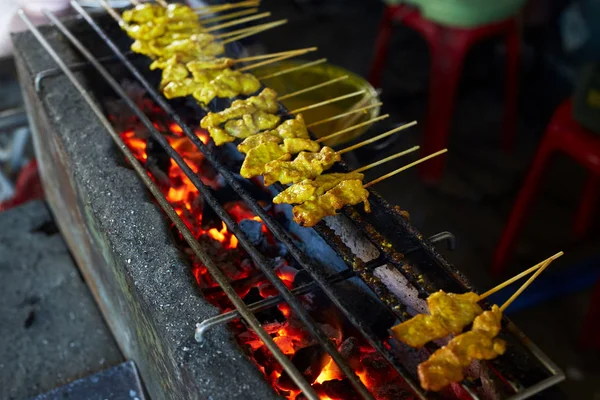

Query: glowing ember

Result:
[118,111,407,400]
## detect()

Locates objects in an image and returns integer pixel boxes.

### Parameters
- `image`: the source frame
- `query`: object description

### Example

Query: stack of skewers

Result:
[104,0,448,227]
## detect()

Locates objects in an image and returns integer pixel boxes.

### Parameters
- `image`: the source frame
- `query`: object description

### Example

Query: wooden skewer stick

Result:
[500,253,562,312]
[288,87,364,114]
[221,20,288,44]
[363,149,447,188]
[200,8,259,24]
[235,47,318,63]
[306,102,383,128]
[128,0,141,5]
[204,12,271,32]
[100,0,126,26]
[156,0,168,8]
[194,1,261,15]
[279,76,348,101]
[258,58,327,81]
[337,121,417,155]
[316,114,390,144]
[354,146,421,173]
[479,251,564,300]
[216,19,285,39]
[238,48,317,71]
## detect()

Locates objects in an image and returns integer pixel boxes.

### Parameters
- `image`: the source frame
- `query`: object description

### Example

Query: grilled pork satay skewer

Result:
[242,114,396,181]
[289,149,444,227]
[273,146,420,205]
[418,254,561,392]
[390,251,564,349]
[261,121,417,186]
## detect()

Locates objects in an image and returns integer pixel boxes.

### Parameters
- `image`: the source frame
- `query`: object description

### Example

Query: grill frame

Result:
[18,3,565,400]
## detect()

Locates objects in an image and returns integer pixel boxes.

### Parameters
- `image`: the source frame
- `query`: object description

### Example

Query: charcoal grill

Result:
[13,3,564,400]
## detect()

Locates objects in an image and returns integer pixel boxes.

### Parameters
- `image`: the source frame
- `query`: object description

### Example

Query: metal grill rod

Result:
[196,231,457,340]
[49,7,375,399]
[17,10,320,400]
[71,1,427,397]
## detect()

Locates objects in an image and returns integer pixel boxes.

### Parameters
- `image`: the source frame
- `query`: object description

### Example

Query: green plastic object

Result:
[384,0,526,27]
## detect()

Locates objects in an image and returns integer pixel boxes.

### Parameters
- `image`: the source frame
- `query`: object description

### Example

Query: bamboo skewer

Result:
[337,121,417,155]
[279,76,348,101]
[156,0,168,7]
[100,0,126,25]
[364,149,447,188]
[354,146,421,173]
[316,114,390,144]
[258,58,327,80]
[222,20,288,44]
[238,48,317,71]
[200,8,259,24]
[235,47,318,63]
[288,88,364,114]
[479,251,564,300]
[307,102,382,128]
[500,255,559,312]
[216,19,286,39]
[194,1,261,15]
[204,12,271,32]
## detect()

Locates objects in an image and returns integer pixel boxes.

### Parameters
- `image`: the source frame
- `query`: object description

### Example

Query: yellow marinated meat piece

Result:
[187,58,235,71]
[263,146,340,186]
[223,111,281,139]
[237,133,282,154]
[162,78,204,99]
[160,62,190,89]
[418,306,506,392]
[200,89,280,128]
[125,23,166,41]
[165,3,199,21]
[291,180,370,227]
[240,143,291,178]
[265,114,310,139]
[391,291,483,348]
[273,172,364,205]
[123,4,165,24]
[151,29,204,47]
[280,138,320,154]
[193,69,261,104]
[208,126,236,146]
[201,105,257,129]
[233,88,280,114]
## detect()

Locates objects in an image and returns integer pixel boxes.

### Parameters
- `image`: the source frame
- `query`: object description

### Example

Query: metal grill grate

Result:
[19,3,565,399]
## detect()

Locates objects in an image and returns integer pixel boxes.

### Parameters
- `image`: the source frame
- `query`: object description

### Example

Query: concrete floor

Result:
[258,0,600,398]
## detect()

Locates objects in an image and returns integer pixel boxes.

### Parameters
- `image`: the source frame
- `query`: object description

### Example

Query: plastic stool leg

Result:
[368,6,395,88]
[419,29,469,182]
[492,138,554,275]
[573,173,600,239]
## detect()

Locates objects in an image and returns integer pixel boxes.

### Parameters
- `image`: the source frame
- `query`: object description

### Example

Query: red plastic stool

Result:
[492,99,600,275]
[0,160,44,212]
[368,5,520,181]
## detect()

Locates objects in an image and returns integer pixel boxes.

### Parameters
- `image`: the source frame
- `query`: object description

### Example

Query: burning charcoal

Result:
[292,270,313,287]
[239,219,264,246]
[145,137,171,174]
[361,353,394,388]
[201,202,222,230]
[320,379,361,400]
[338,337,363,371]
[374,381,413,400]
[277,344,328,391]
